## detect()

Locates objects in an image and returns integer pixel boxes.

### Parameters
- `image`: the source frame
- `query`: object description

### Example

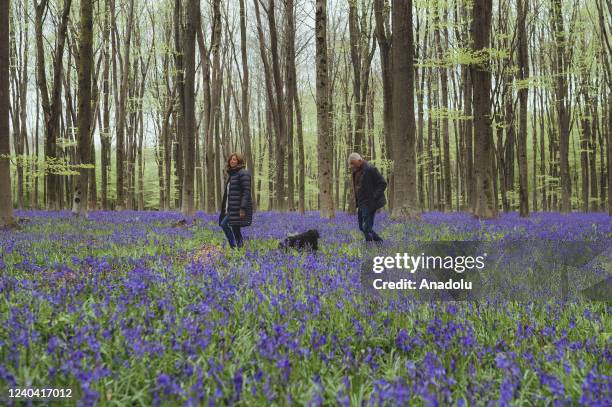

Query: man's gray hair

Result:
[348,152,363,164]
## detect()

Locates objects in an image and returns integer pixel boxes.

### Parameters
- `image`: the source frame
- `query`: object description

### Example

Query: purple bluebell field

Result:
[1,210,611,406]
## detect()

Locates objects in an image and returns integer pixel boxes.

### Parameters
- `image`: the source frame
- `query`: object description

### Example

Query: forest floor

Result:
[1,210,611,405]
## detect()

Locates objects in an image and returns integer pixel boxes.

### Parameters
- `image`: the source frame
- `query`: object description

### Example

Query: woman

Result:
[219,153,253,248]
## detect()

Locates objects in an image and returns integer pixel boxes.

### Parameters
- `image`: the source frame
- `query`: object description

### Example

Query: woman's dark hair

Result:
[226,152,245,171]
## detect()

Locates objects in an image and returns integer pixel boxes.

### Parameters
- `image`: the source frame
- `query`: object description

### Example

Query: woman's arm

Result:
[240,170,252,209]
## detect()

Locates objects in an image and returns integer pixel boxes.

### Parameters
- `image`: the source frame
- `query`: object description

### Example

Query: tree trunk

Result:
[538,86,547,210]
[580,105,590,212]
[180,0,199,218]
[348,1,374,157]
[391,0,419,218]
[374,0,393,205]
[163,102,173,210]
[115,0,135,210]
[434,2,451,211]
[267,111,274,210]
[367,85,376,161]
[239,0,255,211]
[173,115,182,208]
[72,0,94,217]
[0,0,15,227]
[196,24,208,210]
[417,47,427,210]
[267,0,287,210]
[10,7,29,210]
[206,0,221,213]
[172,0,184,210]
[589,98,599,212]
[517,0,529,216]
[463,66,474,211]
[89,132,97,210]
[315,0,334,218]
[34,84,40,208]
[35,0,71,211]
[551,0,571,212]
[101,0,111,210]
[470,0,496,218]
[596,0,611,214]
[285,0,296,211]
[531,66,538,211]
[137,87,145,211]
[427,69,435,211]
[294,90,305,214]
[608,90,611,215]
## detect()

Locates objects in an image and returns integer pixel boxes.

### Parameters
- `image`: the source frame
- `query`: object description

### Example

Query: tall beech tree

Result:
[391,0,419,218]
[72,0,94,216]
[348,1,375,157]
[268,0,287,210]
[316,0,334,218]
[517,0,529,216]
[238,0,255,210]
[470,0,496,218]
[289,3,305,214]
[285,0,296,212]
[551,0,572,213]
[433,0,451,211]
[9,2,29,209]
[596,0,611,215]
[373,0,393,162]
[115,0,135,210]
[206,0,221,213]
[100,0,112,210]
[35,0,71,210]
[180,0,200,218]
[0,0,15,228]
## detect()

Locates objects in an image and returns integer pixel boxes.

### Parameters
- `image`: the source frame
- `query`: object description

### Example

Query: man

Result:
[349,152,387,242]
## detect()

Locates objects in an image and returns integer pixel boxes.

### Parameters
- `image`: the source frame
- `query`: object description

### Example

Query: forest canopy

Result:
[1,0,610,221]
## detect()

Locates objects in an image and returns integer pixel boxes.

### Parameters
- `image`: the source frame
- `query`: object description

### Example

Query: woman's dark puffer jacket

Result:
[219,166,253,227]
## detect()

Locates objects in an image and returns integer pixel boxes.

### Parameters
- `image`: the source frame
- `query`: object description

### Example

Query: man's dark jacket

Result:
[352,161,387,211]
[219,166,253,227]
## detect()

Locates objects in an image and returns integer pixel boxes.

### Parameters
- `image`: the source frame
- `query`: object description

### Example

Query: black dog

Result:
[280,229,320,252]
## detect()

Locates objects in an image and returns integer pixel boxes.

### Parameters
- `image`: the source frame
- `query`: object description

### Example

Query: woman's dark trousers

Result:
[220,214,243,248]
